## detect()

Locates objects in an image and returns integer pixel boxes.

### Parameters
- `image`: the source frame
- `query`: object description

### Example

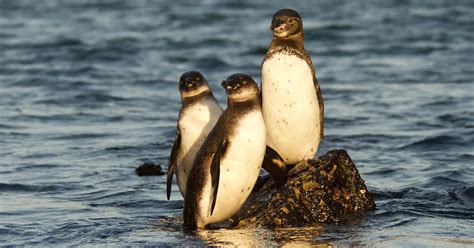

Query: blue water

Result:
[1,0,473,246]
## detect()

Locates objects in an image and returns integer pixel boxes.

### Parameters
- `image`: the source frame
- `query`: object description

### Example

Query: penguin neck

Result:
[265,32,314,72]
[182,91,213,106]
[269,32,304,52]
[227,98,260,112]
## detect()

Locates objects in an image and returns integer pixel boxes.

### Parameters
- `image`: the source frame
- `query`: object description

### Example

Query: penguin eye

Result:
[289,17,300,24]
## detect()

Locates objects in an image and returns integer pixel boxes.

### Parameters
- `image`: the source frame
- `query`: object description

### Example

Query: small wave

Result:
[305,22,353,37]
[132,79,161,85]
[218,1,259,8]
[325,117,354,127]
[54,38,83,47]
[106,141,168,154]
[364,168,398,176]
[193,56,228,69]
[88,199,180,209]
[383,217,417,228]
[50,133,114,141]
[458,154,474,160]
[314,47,360,57]
[83,190,138,202]
[244,47,267,56]
[414,121,444,129]
[166,55,190,64]
[197,37,234,46]
[72,45,139,62]
[3,38,84,50]
[374,186,474,221]
[9,75,54,87]
[422,208,474,220]
[66,1,132,10]
[0,123,25,130]
[0,183,34,192]
[73,92,128,103]
[20,153,57,159]
[38,80,92,92]
[2,131,29,137]
[0,183,74,193]
[420,98,456,108]
[15,163,62,172]
[451,186,474,209]
[345,134,407,144]
[423,176,469,189]
[371,187,414,200]
[106,145,140,151]
[169,12,227,27]
[11,113,80,123]
[320,23,354,31]
[437,112,473,127]
[398,135,465,151]
[67,189,109,200]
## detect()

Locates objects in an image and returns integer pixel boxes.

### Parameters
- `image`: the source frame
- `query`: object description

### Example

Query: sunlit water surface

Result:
[1,0,473,246]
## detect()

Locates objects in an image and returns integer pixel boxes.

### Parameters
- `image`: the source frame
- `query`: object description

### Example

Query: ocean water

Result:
[1,0,473,246]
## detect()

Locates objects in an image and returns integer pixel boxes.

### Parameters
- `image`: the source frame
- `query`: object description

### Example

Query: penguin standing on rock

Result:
[183,74,266,229]
[166,71,223,200]
[261,9,324,177]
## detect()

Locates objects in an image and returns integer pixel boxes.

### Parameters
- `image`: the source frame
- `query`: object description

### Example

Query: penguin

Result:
[261,9,324,172]
[166,71,223,200]
[183,74,266,229]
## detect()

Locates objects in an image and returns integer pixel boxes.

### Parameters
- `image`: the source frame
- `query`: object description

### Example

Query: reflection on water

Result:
[154,215,332,247]
[198,226,331,247]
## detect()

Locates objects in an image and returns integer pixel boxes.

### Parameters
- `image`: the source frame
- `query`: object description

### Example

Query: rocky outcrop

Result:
[135,162,165,176]
[232,149,376,228]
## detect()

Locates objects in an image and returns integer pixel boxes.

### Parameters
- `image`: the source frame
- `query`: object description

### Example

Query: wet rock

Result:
[135,162,165,176]
[233,149,375,228]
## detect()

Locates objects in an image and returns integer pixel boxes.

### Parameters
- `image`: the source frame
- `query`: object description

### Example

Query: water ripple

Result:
[1,0,474,246]
[0,183,76,193]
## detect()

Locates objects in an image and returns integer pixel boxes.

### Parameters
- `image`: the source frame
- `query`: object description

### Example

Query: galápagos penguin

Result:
[166,71,223,200]
[183,74,266,229]
[261,9,324,182]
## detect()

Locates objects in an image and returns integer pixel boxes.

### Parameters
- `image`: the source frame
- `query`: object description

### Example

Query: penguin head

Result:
[271,9,302,38]
[179,71,211,99]
[221,74,259,102]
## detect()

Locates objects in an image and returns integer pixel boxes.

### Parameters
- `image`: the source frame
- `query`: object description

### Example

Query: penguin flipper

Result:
[209,139,229,216]
[314,76,324,139]
[304,48,324,140]
[262,146,288,187]
[166,129,181,200]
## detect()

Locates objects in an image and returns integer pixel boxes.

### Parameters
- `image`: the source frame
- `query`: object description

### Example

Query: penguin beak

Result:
[221,80,230,90]
[222,80,239,91]
[271,19,286,31]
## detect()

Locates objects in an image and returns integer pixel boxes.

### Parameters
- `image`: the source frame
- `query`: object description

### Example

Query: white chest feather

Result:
[262,53,321,164]
[199,111,266,226]
[176,99,222,197]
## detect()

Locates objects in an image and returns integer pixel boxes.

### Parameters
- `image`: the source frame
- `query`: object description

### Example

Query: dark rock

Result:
[135,162,165,176]
[232,149,375,228]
